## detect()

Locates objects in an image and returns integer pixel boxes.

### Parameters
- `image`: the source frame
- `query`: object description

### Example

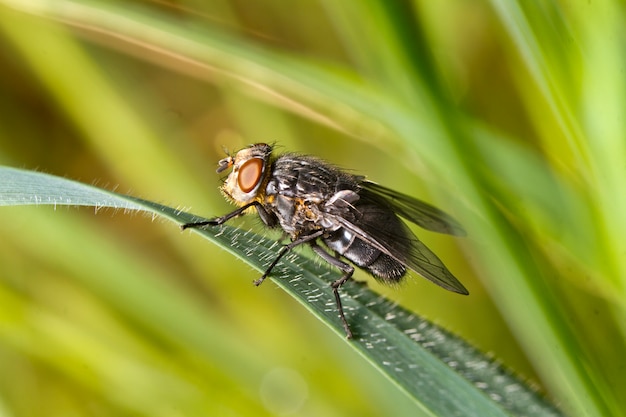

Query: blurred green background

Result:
[0,1,625,416]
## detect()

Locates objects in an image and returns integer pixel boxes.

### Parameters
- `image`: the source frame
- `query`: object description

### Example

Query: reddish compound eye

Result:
[237,158,264,193]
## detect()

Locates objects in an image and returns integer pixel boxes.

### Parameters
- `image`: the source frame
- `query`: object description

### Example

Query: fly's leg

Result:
[309,242,355,339]
[253,230,324,286]
[180,201,276,230]
[180,202,257,229]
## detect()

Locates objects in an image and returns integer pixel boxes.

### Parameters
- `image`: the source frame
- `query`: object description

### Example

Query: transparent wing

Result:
[326,192,468,294]
[360,180,466,236]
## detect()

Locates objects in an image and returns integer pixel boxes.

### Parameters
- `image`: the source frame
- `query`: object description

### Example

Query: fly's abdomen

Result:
[323,228,407,283]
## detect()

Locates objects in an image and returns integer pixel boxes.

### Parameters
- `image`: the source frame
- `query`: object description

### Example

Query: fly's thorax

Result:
[262,192,329,236]
[262,154,361,237]
[219,143,273,206]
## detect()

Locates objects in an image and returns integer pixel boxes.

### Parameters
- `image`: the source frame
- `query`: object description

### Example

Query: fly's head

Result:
[217,143,273,206]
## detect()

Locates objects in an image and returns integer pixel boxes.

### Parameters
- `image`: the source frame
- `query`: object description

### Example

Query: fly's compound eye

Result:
[237,158,264,193]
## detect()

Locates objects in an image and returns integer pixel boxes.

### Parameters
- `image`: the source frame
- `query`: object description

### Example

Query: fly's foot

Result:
[253,275,268,287]
[180,219,219,231]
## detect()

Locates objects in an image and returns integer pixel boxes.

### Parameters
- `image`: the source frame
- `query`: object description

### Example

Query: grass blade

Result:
[0,166,564,416]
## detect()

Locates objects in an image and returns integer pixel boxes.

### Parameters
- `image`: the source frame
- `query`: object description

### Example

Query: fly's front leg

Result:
[309,242,355,339]
[180,201,272,230]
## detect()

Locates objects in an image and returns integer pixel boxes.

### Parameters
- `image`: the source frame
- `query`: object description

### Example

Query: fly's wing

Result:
[394,222,469,294]
[360,180,466,236]
[327,190,468,294]
[333,211,468,294]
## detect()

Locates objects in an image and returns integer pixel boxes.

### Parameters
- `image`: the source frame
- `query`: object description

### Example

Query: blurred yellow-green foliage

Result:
[0,1,625,416]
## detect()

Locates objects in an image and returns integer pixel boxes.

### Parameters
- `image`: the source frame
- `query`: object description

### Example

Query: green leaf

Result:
[0,166,564,417]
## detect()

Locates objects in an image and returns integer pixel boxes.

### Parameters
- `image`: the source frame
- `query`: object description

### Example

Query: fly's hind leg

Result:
[309,242,355,339]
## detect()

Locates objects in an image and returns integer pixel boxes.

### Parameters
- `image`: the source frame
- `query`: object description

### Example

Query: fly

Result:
[182,143,468,339]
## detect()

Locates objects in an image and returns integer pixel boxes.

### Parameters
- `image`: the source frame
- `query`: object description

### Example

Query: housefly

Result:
[182,143,468,339]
